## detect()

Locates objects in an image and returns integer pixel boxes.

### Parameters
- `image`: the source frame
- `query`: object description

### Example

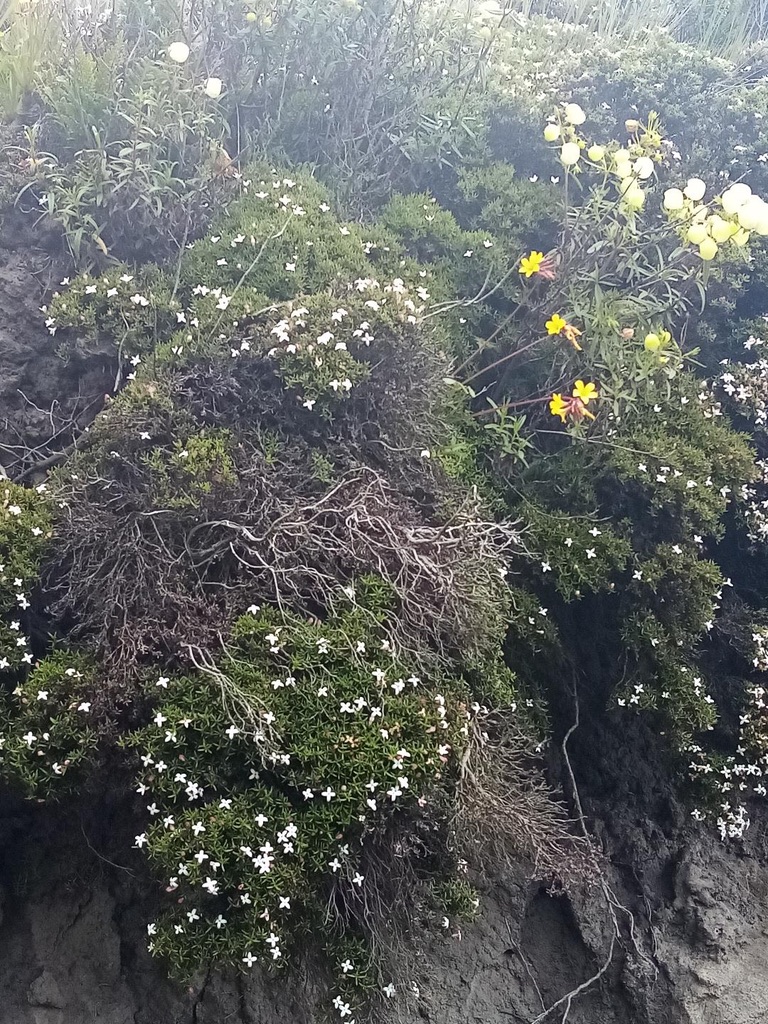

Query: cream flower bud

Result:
[684,178,706,202]
[721,183,752,215]
[737,195,766,231]
[544,123,560,142]
[732,228,750,246]
[634,156,654,180]
[564,103,586,125]
[613,148,632,178]
[587,144,605,162]
[663,188,685,212]
[204,77,223,99]
[560,142,581,166]
[755,206,768,236]
[708,215,733,243]
[699,237,718,261]
[686,222,708,245]
[623,184,645,210]
[168,41,190,63]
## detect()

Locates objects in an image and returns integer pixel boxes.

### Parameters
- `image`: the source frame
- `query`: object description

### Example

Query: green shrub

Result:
[0,650,99,796]
[126,600,472,988]
[0,482,51,675]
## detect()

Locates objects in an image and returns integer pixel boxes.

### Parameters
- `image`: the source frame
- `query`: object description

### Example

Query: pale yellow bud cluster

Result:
[542,102,588,168]
[664,179,765,260]
[542,106,664,216]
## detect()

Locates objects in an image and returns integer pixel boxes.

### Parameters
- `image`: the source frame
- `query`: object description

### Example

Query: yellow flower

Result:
[549,393,567,422]
[573,380,598,404]
[519,251,545,278]
[684,178,706,202]
[546,313,567,335]
[663,188,685,212]
[686,222,708,245]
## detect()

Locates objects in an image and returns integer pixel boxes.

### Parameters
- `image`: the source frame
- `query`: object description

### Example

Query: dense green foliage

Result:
[4,0,768,1019]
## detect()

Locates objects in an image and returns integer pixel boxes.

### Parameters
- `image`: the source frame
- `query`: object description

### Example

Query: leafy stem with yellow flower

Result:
[549,380,599,425]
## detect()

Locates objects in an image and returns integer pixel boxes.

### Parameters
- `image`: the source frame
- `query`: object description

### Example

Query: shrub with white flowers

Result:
[0,651,99,795]
[0,483,51,676]
[126,598,477,1001]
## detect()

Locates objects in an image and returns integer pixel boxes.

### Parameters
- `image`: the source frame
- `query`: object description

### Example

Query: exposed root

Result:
[187,643,280,753]
[455,709,590,886]
[527,682,658,1024]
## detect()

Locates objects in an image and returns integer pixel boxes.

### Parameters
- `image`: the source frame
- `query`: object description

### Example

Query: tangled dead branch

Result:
[187,466,519,664]
[46,432,518,683]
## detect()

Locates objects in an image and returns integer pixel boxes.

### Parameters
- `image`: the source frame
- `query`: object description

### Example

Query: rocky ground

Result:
[1,790,767,1024]
[0,239,765,1024]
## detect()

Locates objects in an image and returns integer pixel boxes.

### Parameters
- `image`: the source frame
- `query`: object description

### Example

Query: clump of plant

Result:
[0,482,51,675]
[0,649,99,796]
[127,598,473,1001]
[43,165,521,683]
[14,31,235,262]
[421,104,768,849]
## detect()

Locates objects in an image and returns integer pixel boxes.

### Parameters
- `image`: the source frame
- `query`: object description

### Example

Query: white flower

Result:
[204,77,223,99]
[168,41,190,63]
